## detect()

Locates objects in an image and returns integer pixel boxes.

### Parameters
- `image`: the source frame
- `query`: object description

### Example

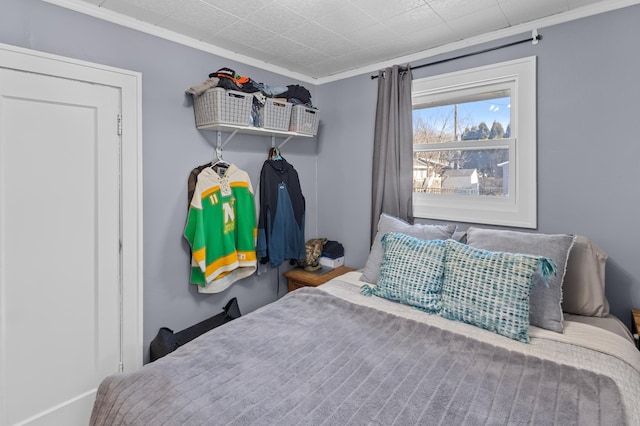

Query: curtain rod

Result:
[370,30,541,80]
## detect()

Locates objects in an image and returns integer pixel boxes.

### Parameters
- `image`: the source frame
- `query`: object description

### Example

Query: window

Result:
[411,56,537,228]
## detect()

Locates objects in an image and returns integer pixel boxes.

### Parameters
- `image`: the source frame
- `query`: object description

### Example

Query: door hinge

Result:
[118,362,124,373]
[117,114,122,136]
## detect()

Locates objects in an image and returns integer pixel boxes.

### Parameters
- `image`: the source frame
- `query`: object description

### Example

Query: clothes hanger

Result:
[212,146,230,171]
[268,147,282,160]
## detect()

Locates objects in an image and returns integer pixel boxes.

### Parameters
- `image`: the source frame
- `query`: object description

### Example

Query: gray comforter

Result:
[90,288,624,425]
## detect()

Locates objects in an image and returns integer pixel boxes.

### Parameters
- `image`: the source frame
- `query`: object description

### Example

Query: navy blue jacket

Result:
[257,158,305,267]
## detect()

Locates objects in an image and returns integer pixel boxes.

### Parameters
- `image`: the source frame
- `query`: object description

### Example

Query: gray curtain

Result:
[370,65,413,243]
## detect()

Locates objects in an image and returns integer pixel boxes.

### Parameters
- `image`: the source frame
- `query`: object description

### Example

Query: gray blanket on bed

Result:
[91,288,625,426]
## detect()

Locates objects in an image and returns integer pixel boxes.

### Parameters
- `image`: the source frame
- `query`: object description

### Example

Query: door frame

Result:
[0,41,143,388]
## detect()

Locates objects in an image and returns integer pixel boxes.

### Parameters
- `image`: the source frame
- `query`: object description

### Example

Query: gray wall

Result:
[2,0,639,360]
[0,0,319,363]
[316,4,640,327]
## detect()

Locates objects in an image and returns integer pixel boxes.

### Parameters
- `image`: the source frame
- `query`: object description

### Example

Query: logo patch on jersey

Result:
[222,202,235,223]
[222,197,236,234]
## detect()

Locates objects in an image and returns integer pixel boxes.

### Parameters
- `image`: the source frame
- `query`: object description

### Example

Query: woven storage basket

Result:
[193,87,253,127]
[261,98,292,131]
[289,105,320,135]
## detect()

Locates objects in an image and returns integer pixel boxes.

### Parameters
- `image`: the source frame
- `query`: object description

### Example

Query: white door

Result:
[0,45,142,426]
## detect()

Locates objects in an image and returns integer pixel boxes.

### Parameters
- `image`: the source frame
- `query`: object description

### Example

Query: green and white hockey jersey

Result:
[184,164,257,293]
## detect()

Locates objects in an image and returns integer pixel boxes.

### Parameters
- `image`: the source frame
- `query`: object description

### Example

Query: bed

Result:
[90,219,640,425]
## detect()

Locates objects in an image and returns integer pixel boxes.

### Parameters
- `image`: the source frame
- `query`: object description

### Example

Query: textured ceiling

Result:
[65,0,634,82]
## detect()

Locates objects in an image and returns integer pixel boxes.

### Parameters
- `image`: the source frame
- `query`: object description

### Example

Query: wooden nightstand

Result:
[283,266,355,292]
[632,309,640,349]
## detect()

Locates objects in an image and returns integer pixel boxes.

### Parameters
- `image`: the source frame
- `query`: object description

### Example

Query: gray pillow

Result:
[466,227,575,333]
[562,235,609,317]
[360,213,456,284]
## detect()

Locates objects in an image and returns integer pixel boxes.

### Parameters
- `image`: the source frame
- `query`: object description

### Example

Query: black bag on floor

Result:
[150,297,241,362]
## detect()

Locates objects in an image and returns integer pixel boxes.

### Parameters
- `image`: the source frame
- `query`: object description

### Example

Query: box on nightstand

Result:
[319,256,344,268]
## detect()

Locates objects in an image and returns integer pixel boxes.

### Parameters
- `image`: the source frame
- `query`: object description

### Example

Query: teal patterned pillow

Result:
[361,232,446,313]
[441,239,556,343]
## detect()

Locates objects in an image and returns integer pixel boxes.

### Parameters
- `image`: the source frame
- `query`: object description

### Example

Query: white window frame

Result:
[412,56,537,229]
